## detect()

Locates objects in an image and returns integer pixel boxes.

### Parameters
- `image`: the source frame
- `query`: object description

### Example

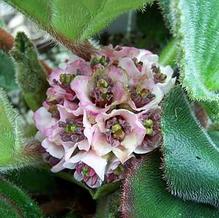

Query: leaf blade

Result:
[160,0,219,101]
[161,86,219,207]
[121,151,219,218]
[4,0,152,42]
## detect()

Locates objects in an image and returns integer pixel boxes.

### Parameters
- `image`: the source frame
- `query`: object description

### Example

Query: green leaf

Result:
[202,101,219,124]
[208,131,219,147]
[0,50,17,91]
[0,88,39,170]
[161,86,219,207]
[0,178,43,217]
[160,0,219,101]
[95,191,120,218]
[10,32,48,111]
[4,0,152,42]
[159,38,177,66]
[5,167,57,195]
[121,151,219,218]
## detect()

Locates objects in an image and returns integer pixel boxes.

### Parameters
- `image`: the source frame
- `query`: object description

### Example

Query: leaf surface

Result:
[121,151,219,218]
[160,0,219,101]
[4,0,152,41]
[161,86,219,207]
[0,178,43,217]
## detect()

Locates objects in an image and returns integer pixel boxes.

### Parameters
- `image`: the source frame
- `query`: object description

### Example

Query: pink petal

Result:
[51,159,65,173]
[158,65,176,94]
[83,111,95,145]
[42,138,64,159]
[34,107,56,137]
[92,126,112,156]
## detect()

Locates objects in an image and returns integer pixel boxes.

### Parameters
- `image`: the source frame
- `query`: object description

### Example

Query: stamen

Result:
[60,73,75,86]
[90,77,113,108]
[130,86,155,108]
[91,55,109,67]
[143,119,153,128]
[105,116,131,145]
[145,127,153,136]
[152,64,167,83]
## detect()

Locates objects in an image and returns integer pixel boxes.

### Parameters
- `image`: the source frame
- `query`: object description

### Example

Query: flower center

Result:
[64,123,77,133]
[143,118,154,136]
[111,123,125,141]
[91,55,109,67]
[151,65,167,83]
[90,78,113,108]
[58,118,84,142]
[105,116,131,146]
[82,166,89,177]
[60,73,75,86]
[130,86,155,108]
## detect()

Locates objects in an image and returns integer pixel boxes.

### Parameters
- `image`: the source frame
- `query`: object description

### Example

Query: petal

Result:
[112,146,131,164]
[66,58,92,76]
[42,138,64,159]
[158,65,176,94]
[83,111,94,145]
[81,151,107,181]
[34,107,56,137]
[92,126,112,156]
[63,100,83,116]
[119,57,143,86]
[76,139,90,151]
[51,159,65,173]
[57,104,75,122]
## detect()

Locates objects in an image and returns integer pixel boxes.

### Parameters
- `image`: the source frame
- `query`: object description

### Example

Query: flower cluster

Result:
[34,45,175,188]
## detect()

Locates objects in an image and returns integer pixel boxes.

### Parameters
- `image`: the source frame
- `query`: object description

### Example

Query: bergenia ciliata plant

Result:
[34,46,175,188]
[0,0,218,217]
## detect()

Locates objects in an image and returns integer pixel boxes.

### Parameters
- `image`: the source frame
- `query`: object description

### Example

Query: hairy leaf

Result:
[0,50,17,91]
[95,191,120,218]
[0,178,43,217]
[160,0,219,101]
[208,131,219,147]
[202,101,219,124]
[4,0,152,42]
[159,38,177,66]
[10,32,48,111]
[161,86,219,207]
[5,167,57,194]
[0,88,39,170]
[121,151,219,218]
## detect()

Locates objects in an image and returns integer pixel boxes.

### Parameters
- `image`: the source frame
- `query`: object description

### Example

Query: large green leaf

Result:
[10,32,48,111]
[202,101,219,124]
[0,88,39,170]
[121,151,219,218]
[0,178,43,217]
[4,0,152,42]
[160,0,219,102]
[161,86,219,207]
[5,167,57,195]
[0,50,17,91]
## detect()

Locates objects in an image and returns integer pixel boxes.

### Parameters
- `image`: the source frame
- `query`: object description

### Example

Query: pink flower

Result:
[34,45,175,188]
[134,108,162,154]
[92,109,145,163]
[64,151,107,188]
[70,70,128,116]
[106,158,124,183]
